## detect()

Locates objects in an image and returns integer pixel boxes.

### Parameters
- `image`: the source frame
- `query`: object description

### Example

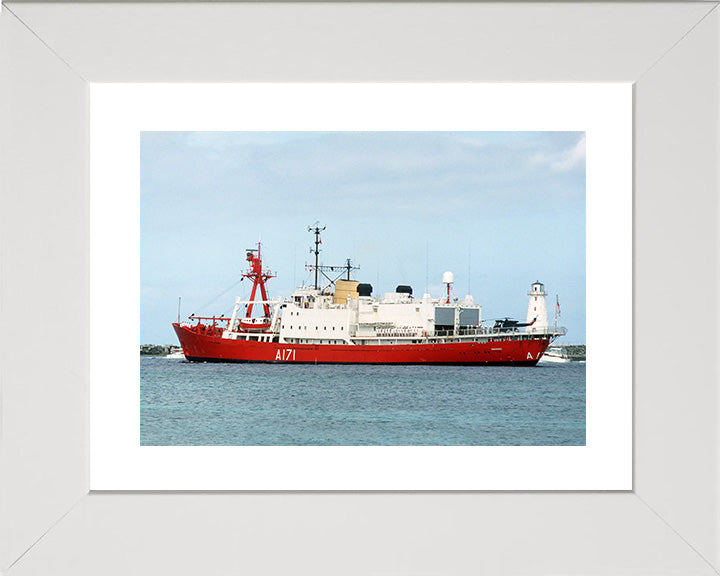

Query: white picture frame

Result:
[2,2,718,574]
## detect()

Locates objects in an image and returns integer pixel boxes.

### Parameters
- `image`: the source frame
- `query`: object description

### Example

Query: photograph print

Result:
[140,131,586,447]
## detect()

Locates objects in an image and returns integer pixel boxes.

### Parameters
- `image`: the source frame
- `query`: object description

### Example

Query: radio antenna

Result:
[467,243,471,295]
[425,241,429,293]
[305,223,358,290]
[308,221,325,289]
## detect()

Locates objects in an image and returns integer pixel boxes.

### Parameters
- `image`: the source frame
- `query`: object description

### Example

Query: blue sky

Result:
[141,131,585,344]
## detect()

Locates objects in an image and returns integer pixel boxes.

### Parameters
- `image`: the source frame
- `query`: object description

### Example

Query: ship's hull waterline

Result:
[173,323,551,366]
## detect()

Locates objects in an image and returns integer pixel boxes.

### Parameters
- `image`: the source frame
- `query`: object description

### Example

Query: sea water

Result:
[140,358,585,446]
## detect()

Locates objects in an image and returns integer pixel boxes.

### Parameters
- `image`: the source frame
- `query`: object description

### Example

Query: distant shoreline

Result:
[140,344,177,356]
[563,345,586,361]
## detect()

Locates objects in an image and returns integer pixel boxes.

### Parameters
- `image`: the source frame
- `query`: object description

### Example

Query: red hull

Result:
[173,324,550,366]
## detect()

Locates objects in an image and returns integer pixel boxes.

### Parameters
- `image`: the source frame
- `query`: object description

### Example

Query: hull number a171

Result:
[276,349,296,361]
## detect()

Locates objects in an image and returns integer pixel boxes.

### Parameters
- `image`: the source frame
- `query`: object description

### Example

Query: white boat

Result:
[165,347,185,359]
[538,345,572,363]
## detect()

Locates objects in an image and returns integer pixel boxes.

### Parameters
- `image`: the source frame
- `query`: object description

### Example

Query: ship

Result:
[538,345,572,364]
[165,346,185,359]
[172,226,566,365]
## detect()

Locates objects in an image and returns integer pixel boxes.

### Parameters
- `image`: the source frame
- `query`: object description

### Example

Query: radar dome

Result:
[442,271,454,284]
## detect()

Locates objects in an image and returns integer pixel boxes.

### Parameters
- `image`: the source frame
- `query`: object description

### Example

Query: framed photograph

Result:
[3,2,718,574]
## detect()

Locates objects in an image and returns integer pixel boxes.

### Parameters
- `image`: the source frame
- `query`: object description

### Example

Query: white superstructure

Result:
[273,284,483,345]
[218,277,565,347]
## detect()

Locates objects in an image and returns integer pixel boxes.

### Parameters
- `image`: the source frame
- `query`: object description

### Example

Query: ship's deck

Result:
[218,326,567,347]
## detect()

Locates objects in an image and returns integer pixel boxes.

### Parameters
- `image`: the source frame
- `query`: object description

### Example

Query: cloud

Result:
[530,134,586,172]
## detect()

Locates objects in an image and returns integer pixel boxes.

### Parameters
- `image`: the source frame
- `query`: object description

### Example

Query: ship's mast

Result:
[306,224,360,290]
[343,258,355,281]
[308,223,325,289]
[243,241,275,318]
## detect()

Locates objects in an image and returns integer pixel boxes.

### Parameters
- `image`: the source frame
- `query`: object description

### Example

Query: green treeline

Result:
[140,344,176,356]
[564,345,586,361]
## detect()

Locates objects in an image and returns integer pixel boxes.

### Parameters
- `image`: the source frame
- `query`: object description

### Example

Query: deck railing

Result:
[434,326,567,338]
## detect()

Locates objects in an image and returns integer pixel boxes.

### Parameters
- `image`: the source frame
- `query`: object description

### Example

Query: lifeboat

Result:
[237,317,272,331]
